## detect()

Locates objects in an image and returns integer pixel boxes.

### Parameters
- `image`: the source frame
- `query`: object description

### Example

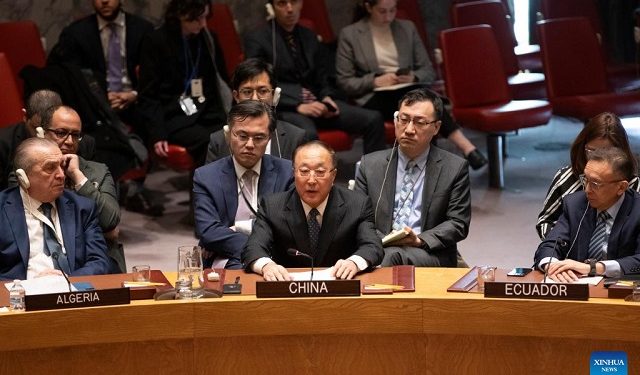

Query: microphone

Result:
[542,204,589,283]
[52,252,73,292]
[287,248,314,281]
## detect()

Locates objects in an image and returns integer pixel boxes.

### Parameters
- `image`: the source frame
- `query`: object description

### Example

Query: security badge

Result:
[179,78,206,116]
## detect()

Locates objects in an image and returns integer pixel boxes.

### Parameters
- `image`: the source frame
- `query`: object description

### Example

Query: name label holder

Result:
[256,280,361,298]
[25,288,131,311]
[484,282,589,301]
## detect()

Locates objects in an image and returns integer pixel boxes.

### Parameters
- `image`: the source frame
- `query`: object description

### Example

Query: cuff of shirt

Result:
[75,177,88,191]
[347,255,368,271]
[599,260,621,278]
[251,257,273,275]
[537,257,559,272]
[234,219,253,235]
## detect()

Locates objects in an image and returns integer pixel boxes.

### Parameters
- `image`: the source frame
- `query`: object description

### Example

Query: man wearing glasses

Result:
[205,58,307,164]
[243,141,383,281]
[355,88,471,267]
[535,147,640,282]
[193,100,294,269]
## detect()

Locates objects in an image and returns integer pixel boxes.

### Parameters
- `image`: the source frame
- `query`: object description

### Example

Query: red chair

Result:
[452,0,545,99]
[207,4,244,79]
[162,145,195,172]
[440,25,552,188]
[300,0,335,43]
[0,53,24,128]
[0,21,46,97]
[537,17,640,119]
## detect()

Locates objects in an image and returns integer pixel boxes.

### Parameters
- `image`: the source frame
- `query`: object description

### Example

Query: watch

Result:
[586,258,597,277]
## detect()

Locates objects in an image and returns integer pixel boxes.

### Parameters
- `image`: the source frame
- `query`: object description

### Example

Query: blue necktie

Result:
[393,161,417,231]
[588,211,610,260]
[40,203,71,274]
[107,23,124,92]
[308,208,320,254]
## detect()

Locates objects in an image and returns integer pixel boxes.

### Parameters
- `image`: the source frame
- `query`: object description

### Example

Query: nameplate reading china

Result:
[484,282,589,301]
[25,288,131,311]
[256,280,361,298]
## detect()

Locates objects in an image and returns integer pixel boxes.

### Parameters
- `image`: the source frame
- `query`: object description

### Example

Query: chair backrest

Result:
[0,53,24,128]
[300,0,335,43]
[538,0,602,35]
[451,0,512,16]
[440,25,511,108]
[451,0,519,75]
[537,17,608,98]
[207,4,244,79]
[0,21,46,96]
[396,0,429,49]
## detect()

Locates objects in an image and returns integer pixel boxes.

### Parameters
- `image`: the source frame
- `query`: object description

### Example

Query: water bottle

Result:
[9,279,25,311]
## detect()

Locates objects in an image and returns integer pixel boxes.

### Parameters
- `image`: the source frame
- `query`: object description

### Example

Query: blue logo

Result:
[590,351,627,375]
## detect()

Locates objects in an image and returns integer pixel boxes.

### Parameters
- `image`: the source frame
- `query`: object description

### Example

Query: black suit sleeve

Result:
[242,196,275,270]
[353,197,384,268]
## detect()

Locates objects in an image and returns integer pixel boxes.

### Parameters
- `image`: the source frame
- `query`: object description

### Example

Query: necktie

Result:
[236,170,256,221]
[107,23,124,92]
[588,211,611,260]
[308,208,321,253]
[40,203,71,274]
[392,161,417,231]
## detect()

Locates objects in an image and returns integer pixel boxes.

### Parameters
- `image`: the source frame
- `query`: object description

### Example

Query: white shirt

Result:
[232,157,261,234]
[369,22,399,74]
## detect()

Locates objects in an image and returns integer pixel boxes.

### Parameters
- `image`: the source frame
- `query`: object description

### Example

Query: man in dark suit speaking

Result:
[243,141,383,281]
[0,138,110,280]
[535,147,640,282]
[355,88,471,267]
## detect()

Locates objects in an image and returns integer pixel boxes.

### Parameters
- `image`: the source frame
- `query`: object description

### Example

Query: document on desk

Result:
[289,267,336,281]
[545,276,603,285]
[3,275,77,295]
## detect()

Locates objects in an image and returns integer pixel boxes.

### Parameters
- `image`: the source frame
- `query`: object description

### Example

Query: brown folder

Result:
[447,266,480,293]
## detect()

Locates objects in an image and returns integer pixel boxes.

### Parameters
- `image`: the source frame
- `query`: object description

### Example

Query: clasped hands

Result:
[545,259,597,283]
[261,259,358,282]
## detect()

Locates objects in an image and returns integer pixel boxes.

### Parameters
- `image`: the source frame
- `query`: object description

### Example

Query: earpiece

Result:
[36,127,45,139]
[16,169,30,189]
[273,87,282,107]
[393,111,399,120]
[265,2,275,20]
[223,124,230,143]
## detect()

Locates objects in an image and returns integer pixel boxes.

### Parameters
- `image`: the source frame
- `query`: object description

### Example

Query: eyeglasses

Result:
[579,174,623,191]
[231,129,269,145]
[237,87,274,99]
[45,128,83,141]
[296,168,335,179]
[394,114,439,129]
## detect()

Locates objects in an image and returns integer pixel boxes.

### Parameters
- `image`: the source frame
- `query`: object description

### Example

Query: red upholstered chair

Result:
[299,0,335,43]
[452,0,545,99]
[0,53,24,128]
[207,4,244,79]
[537,17,640,119]
[0,21,46,97]
[440,25,552,188]
[162,145,195,172]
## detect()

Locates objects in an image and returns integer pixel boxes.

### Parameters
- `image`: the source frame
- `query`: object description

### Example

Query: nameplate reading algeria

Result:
[484,282,589,301]
[25,288,131,311]
[256,280,361,298]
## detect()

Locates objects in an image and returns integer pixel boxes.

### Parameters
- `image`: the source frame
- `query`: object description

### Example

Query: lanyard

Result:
[182,37,202,96]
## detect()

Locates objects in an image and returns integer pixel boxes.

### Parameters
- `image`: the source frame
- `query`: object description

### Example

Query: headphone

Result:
[265,2,275,20]
[16,168,30,190]
[36,127,45,138]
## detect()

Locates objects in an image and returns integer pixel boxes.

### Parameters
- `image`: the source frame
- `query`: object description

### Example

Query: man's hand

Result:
[374,73,399,88]
[332,259,358,280]
[388,227,423,248]
[62,154,86,185]
[297,101,327,118]
[321,96,340,118]
[396,73,415,84]
[546,259,589,283]
[154,140,169,158]
[108,91,137,110]
[35,269,63,277]
[261,262,291,281]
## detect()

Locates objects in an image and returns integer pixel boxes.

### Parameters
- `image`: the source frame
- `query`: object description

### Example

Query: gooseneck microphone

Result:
[287,248,314,281]
[543,203,589,282]
[52,252,73,292]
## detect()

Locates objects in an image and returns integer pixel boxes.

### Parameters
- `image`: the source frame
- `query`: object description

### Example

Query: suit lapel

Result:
[221,158,239,223]
[257,156,276,199]
[5,189,29,270]
[420,148,442,229]
[284,191,310,253]
[391,21,411,70]
[378,151,398,232]
[355,21,379,74]
[576,207,597,260]
[88,15,106,75]
[607,192,631,259]
[57,194,76,271]
[315,188,345,265]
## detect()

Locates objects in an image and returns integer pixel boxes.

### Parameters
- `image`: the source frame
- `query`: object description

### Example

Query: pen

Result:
[364,284,404,290]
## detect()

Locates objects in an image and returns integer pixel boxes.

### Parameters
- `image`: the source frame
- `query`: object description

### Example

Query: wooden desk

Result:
[0,268,638,374]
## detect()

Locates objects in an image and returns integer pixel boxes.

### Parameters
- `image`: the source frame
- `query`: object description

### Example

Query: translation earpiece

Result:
[16,169,30,190]
[223,124,230,143]
[273,87,282,107]
[393,111,399,120]
[265,2,275,20]
[36,127,45,139]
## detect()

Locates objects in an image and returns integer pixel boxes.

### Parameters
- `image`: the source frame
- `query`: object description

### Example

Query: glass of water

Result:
[177,245,204,299]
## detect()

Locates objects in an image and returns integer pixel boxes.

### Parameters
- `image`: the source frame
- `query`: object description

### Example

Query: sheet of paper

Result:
[545,276,603,285]
[373,82,419,92]
[3,275,76,295]
[289,267,336,281]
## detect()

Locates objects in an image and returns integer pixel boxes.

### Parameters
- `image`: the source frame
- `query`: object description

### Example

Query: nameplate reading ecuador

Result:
[25,288,131,311]
[484,282,589,301]
[256,280,361,298]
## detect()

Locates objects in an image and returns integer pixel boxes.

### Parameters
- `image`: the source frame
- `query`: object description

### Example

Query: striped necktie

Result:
[588,211,611,260]
[392,161,417,231]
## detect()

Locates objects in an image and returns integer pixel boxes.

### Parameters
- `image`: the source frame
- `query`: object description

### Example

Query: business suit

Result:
[0,188,110,280]
[336,19,434,106]
[245,24,385,153]
[242,185,383,270]
[49,13,153,91]
[535,190,640,274]
[193,154,294,269]
[204,120,307,164]
[355,146,471,267]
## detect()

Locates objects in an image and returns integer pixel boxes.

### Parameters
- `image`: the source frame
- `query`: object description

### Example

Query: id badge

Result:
[191,78,203,98]
[179,96,198,116]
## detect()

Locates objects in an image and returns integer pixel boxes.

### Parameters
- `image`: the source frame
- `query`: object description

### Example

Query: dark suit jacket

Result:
[204,120,307,164]
[48,12,153,90]
[242,185,383,270]
[244,24,338,112]
[0,122,95,190]
[535,190,640,274]
[193,154,294,269]
[355,146,471,267]
[0,188,110,280]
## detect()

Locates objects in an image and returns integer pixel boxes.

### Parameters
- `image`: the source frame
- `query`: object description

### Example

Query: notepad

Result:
[382,228,410,245]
